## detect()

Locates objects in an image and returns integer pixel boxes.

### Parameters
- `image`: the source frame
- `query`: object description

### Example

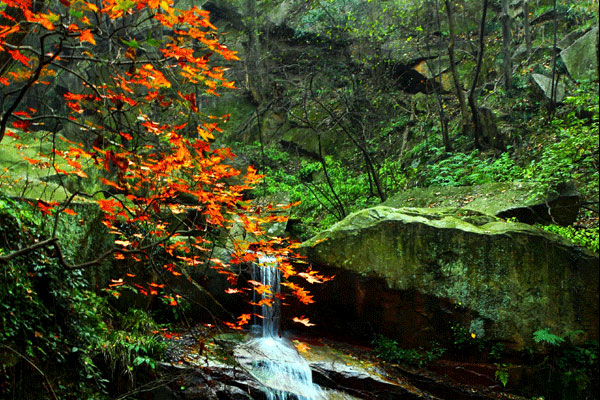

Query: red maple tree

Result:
[0,0,327,329]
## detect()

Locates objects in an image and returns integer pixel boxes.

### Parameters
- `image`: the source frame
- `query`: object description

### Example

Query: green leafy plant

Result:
[489,342,505,361]
[495,363,510,387]
[531,328,599,399]
[533,328,566,346]
[373,336,446,368]
[537,225,599,253]
[0,196,168,399]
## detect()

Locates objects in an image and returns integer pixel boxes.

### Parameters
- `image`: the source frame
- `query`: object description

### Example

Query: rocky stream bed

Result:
[149,326,529,400]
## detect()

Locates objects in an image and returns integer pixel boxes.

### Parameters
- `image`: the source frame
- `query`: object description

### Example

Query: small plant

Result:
[533,328,566,346]
[489,342,505,361]
[420,149,525,187]
[373,336,445,368]
[531,328,599,399]
[495,363,510,387]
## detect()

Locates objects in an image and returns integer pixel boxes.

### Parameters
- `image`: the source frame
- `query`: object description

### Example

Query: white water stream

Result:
[236,255,324,400]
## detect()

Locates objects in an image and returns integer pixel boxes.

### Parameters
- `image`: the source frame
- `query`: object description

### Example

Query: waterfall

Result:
[237,255,324,400]
[252,255,281,338]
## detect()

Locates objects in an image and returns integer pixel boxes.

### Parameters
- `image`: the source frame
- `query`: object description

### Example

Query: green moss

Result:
[0,131,97,201]
[382,182,552,216]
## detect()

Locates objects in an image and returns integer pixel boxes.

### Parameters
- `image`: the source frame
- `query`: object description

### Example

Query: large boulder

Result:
[297,206,598,350]
[560,25,599,82]
[557,28,588,50]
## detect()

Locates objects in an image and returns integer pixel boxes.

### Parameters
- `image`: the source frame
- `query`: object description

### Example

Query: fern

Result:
[533,328,565,346]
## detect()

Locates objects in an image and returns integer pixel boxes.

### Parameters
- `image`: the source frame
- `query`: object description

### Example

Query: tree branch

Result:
[0,238,58,263]
[0,36,62,143]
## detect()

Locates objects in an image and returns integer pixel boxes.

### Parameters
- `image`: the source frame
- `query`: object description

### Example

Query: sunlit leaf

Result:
[293,316,315,327]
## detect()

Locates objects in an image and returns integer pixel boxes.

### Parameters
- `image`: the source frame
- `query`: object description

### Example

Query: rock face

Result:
[478,107,506,150]
[298,207,598,350]
[560,25,599,82]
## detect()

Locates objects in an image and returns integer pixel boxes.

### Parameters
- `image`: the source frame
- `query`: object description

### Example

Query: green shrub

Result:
[373,336,445,368]
[530,328,599,400]
[538,225,598,253]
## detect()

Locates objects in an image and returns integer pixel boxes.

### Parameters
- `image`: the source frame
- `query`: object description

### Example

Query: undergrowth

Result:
[373,336,445,368]
[0,196,167,400]
[538,224,599,253]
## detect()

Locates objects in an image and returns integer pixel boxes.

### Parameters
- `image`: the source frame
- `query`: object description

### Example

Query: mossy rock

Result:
[560,25,599,82]
[531,73,566,104]
[300,206,598,349]
[382,182,579,226]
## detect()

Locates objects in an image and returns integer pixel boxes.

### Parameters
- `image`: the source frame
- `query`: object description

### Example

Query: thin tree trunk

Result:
[549,0,558,114]
[244,0,265,104]
[524,0,532,57]
[444,0,470,138]
[501,0,513,92]
[431,0,451,152]
[468,0,489,150]
[317,134,346,219]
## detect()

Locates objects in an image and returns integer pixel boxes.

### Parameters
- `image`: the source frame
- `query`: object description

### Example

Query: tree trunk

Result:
[549,0,559,114]
[433,0,451,152]
[244,0,266,105]
[317,134,346,219]
[523,0,532,57]
[467,0,489,149]
[501,0,513,92]
[444,0,470,138]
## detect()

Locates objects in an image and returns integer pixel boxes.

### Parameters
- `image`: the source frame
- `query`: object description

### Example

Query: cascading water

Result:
[236,255,324,400]
[252,255,281,338]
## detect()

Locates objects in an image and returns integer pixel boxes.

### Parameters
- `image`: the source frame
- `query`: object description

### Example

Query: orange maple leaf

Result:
[295,341,311,352]
[79,29,96,45]
[8,49,29,66]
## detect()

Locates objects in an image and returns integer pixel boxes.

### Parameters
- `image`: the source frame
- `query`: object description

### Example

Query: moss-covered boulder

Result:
[382,182,580,226]
[560,25,599,82]
[299,206,598,349]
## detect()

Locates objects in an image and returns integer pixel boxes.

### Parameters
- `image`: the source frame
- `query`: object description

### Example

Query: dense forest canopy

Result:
[0,0,598,398]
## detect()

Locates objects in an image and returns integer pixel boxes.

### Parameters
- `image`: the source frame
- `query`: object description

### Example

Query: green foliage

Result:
[488,342,505,361]
[373,336,446,368]
[537,225,598,253]
[494,363,510,387]
[237,142,381,238]
[422,148,525,187]
[530,328,599,399]
[0,196,166,399]
[523,85,599,200]
[533,328,566,346]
